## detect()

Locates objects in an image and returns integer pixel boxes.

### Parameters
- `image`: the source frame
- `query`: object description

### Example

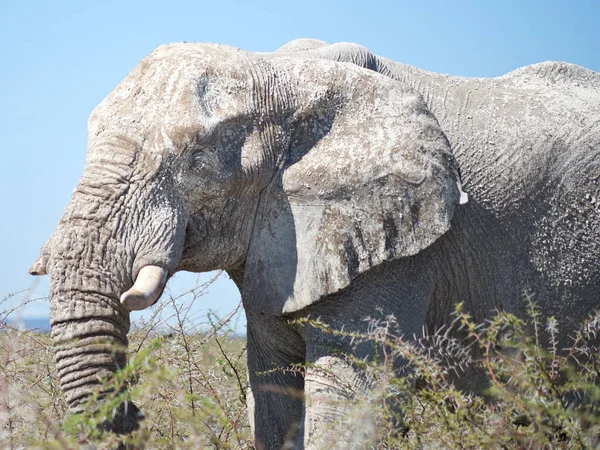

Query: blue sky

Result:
[1,0,598,330]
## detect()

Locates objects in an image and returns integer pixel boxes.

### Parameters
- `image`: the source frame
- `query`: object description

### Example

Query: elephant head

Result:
[31,43,461,431]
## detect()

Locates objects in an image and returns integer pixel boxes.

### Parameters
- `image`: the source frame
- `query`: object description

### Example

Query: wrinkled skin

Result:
[32,39,600,449]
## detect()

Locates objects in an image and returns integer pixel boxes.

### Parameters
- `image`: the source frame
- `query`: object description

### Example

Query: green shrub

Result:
[299,298,600,449]
[1,278,251,449]
[2,288,600,449]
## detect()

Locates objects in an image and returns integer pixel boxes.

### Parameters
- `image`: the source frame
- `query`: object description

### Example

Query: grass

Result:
[2,281,600,449]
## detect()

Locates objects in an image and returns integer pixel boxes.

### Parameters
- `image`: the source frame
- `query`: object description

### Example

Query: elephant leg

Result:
[302,330,410,449]
[303,348,377,449]
[246,312,305,450]
[298,259,434,448]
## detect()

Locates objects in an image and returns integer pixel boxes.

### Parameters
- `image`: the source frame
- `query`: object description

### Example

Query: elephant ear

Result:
[243,59,463,314]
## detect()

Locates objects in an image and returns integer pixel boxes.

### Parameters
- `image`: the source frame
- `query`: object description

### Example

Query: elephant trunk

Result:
[48,237,141,433]
[42,160,187,433]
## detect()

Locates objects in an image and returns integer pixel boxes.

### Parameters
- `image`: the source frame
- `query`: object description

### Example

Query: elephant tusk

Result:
[120,265,168,311]
[457,181,469,205]
[29,256,47,276]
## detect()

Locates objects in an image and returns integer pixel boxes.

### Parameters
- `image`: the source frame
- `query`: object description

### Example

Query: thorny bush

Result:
[1,273,251,449]
[2,284,600,449]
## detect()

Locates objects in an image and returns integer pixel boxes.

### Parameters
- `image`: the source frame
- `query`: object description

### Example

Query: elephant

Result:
[30,38,600,448]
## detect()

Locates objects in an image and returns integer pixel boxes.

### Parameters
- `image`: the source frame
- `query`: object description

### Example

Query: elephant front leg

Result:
[246,312,305,449]
[303,343,379,449]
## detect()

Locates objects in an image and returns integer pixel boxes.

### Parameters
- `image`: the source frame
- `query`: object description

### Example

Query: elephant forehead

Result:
[88,43,256,152]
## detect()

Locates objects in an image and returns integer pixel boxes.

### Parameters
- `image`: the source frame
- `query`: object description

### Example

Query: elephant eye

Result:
[190,148,210,169]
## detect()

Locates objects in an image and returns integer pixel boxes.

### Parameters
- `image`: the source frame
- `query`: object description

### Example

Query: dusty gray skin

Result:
[31,39,600,448]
